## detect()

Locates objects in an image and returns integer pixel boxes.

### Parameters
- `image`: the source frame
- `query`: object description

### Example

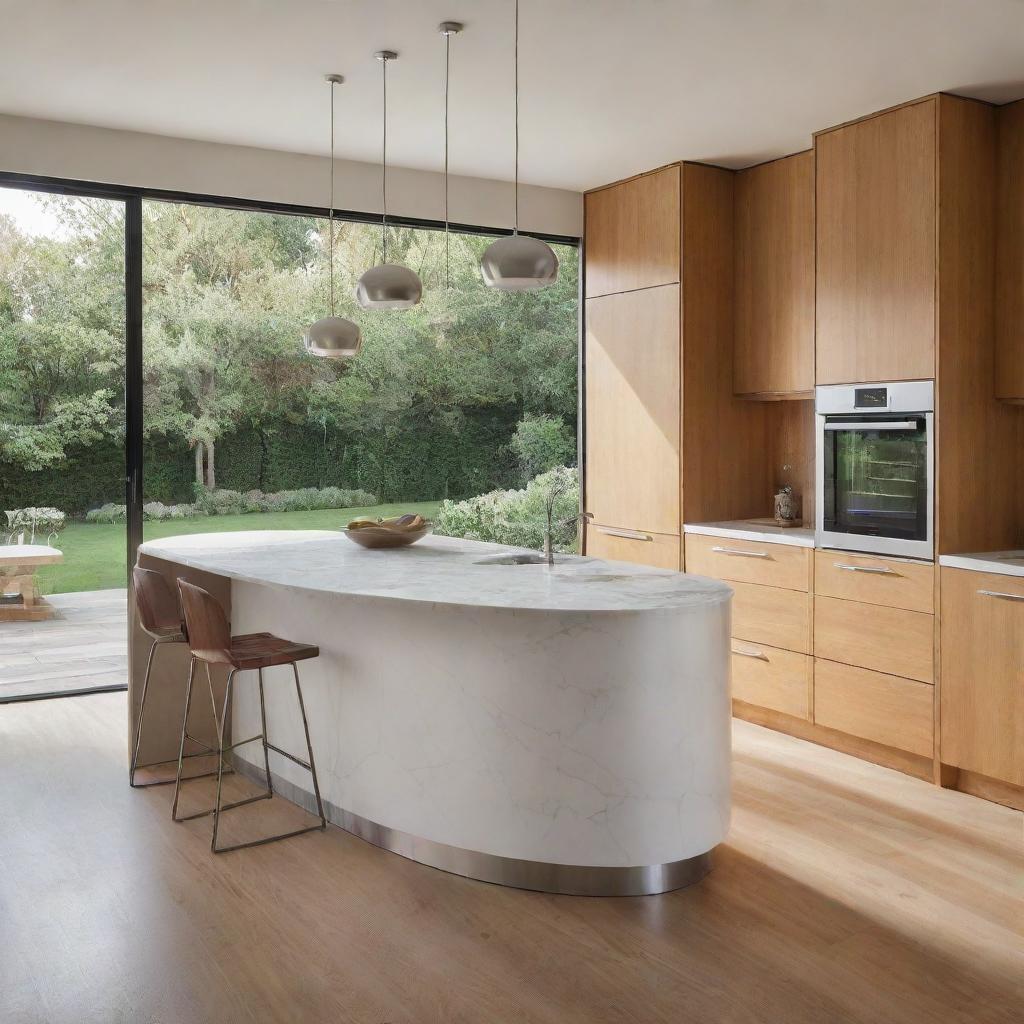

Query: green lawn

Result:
[35,501,442,595]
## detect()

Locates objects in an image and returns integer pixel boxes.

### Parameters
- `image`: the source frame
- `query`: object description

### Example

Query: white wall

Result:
[0,114,582,238]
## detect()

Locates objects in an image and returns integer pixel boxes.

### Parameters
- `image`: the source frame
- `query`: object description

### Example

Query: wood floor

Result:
[0,692,1021,1024]
[0,589,127,700]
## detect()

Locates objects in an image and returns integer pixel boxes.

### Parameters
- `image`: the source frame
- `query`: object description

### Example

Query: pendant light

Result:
[480,0,558,291]
[439,21,463,289]
[356,51,423,309]
[304,74,362,359]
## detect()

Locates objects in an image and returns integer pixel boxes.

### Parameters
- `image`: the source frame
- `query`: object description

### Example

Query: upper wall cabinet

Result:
[584,166,680,298]
[996,99,1024,401]
[734,151,815,397]
[816,100,937,384]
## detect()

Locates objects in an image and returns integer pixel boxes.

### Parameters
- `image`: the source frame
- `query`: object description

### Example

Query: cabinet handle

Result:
[977,589,1024,602]
[733,647,770,662]
[712,546,770,559]
[594,526,652,542]
[833,563,898,575]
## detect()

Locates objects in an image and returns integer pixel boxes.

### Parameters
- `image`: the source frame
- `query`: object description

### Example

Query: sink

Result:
[474,552,578,566]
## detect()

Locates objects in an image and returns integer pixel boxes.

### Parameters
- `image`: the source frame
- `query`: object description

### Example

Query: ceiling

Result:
[2,0,1023,192]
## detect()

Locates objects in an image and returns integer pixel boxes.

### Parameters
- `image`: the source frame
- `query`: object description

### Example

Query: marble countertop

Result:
[683,520,815,548]
[139,530,732,613]
[938,551,1024,578]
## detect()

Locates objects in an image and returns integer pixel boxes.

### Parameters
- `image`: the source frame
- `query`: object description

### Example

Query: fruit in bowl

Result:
[343,513,433,548]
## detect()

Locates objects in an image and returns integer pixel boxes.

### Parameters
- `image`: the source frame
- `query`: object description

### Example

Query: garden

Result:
[0,190,580,597]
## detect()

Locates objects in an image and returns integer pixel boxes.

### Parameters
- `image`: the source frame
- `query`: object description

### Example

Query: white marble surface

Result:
[683,520,815,548]
[139,530,732,612]
[939,551,1024,578]
[141,529,733,876]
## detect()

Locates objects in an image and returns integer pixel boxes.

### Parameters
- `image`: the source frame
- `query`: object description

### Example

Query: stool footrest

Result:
[224,733,264,753]
[174,789,271,822]
[266,742,311,772]
[214,821,326,854]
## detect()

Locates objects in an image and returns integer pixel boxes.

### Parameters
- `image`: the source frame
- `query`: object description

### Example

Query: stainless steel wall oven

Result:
[815,381,934,560]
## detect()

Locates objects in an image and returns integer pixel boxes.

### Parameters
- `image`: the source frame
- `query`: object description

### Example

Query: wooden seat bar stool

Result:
[174,578,327,853]
[130,566,223,788]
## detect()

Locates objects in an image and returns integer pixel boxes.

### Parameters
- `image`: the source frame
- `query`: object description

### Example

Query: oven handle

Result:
[822,420,921,431]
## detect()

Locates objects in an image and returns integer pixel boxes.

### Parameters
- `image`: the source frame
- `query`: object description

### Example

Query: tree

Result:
[0,190,580,505]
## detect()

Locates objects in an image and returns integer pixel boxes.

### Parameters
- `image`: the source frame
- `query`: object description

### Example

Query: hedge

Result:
[0,409,535,516]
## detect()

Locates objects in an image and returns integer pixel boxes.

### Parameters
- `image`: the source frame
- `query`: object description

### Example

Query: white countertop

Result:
[139,530,732,613]
[683,520,815,548]
[939,551,1024,578]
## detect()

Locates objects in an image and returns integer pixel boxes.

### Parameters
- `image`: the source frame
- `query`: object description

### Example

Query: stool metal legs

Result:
[172,661,257,823]
[130,637,220,788]
[171,658,326,853]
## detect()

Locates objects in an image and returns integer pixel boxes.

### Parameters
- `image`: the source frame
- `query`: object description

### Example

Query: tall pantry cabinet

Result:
[583,163,774,568]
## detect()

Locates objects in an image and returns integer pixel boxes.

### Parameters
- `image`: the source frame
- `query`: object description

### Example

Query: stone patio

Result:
[0,588,127,700]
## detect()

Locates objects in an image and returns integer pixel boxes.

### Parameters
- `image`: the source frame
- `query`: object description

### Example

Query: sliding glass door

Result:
[140,198,579,548]
[0,184,129,701]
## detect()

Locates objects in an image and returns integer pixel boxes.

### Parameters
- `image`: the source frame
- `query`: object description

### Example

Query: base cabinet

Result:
[586,526,680,570]
[940,568,1024,786]
[732,641,811,719]
[814,659,934,757]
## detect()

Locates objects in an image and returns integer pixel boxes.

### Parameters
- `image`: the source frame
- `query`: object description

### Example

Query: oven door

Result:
[815,413,934,559]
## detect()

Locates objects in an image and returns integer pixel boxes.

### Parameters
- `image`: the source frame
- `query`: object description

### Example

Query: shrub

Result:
[142,501,205,521]
[434,466,580,552]
[85,503,127,524]
[5,506,66,540]
[509,414,575,483]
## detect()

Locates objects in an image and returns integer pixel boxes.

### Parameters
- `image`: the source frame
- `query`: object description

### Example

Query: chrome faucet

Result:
[543,509,593,566]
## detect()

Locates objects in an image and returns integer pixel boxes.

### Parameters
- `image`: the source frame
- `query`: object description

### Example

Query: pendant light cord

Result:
[514,0,519,235]
[444,29,451,288]
[381,56,388,265]
[328,78,336,316]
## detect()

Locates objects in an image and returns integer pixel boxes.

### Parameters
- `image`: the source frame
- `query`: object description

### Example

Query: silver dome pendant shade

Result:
[481,0,558,291]
[304,74,362,359]
[356,51,423,310]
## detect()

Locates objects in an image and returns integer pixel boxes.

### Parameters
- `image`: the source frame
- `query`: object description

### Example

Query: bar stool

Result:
[130,566,222,788]
[173,578,327,853]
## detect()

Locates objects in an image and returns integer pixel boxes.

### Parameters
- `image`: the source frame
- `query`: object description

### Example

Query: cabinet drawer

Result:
[685,534,811,591]
[815,550,934,613]
[732,641,811,719]
[814,596,933,683]
[733,581,812,654]
[586,525,680,570]
[814,659,933,757]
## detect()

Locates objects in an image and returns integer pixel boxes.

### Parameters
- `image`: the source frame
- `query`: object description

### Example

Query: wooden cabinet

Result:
[940,568,1024,786]
[815,596,934,684]
[732,641,811,719]
[816,99,937,384]
[814,659,934,757]
[734,151,815,397]
[996,99,1024,401]
[585,526,679,570]
[584,286,680,535]
[732,582,812,654]
[813,551,934,614]
[584,166,680,298]
[684,533,811,591]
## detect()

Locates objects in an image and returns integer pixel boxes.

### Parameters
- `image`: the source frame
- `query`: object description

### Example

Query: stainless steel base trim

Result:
[235,758,713,896]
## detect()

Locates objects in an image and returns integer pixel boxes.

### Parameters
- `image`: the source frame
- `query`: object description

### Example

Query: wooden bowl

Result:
[343,523,433,549]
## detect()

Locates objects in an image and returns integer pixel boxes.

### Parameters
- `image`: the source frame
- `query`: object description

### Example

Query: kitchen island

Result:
[133,530,732,895]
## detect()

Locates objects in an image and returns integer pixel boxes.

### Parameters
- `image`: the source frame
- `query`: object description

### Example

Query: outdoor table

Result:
[0,544,63,621]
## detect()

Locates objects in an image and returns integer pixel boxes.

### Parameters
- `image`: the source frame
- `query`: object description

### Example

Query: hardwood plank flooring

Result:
[0,589,126,699]
[0,692,1020,1024]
